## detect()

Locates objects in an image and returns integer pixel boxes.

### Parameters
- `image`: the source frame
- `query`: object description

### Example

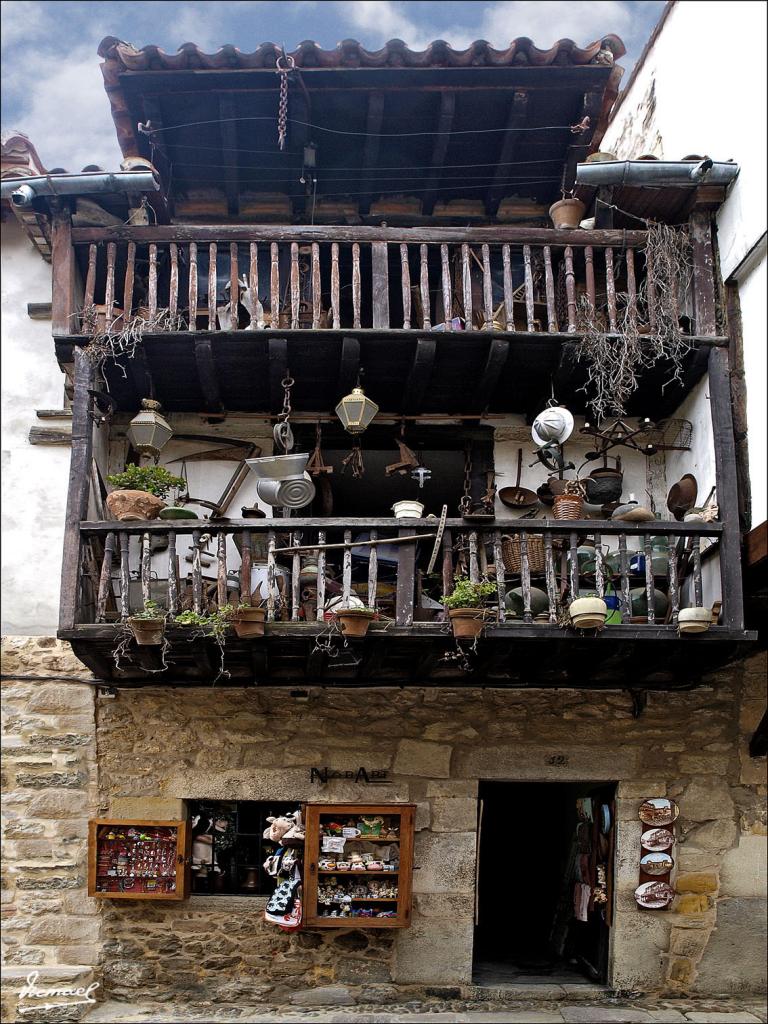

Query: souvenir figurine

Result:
[358,815,384,837]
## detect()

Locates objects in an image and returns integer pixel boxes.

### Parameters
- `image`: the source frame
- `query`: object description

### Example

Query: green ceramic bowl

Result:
[505,587,550,618]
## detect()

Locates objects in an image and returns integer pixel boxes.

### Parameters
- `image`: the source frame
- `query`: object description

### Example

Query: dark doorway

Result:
[474,781,616,986]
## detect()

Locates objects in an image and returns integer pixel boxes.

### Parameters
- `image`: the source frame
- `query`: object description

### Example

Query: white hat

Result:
[532,406,574,447]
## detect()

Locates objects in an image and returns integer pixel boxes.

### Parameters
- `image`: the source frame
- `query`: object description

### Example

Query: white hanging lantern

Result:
[127,399,173,458]
[335,386,379,435]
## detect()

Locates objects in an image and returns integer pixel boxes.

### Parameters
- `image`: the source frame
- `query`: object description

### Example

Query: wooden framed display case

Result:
[303,803,415,929]
[88,819,191,899]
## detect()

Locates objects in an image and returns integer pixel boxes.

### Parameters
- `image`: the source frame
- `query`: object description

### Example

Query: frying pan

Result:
[499,449,538,509]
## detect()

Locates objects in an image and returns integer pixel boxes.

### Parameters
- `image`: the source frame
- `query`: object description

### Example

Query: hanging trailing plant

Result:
[576,223,693,421]
[81,305,185,380]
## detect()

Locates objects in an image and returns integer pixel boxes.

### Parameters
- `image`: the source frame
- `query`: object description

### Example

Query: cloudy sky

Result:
[1,0,665,171]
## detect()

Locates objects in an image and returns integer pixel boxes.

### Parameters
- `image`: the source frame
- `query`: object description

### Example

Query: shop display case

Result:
[88,819,191,900]
[303,803,415,929]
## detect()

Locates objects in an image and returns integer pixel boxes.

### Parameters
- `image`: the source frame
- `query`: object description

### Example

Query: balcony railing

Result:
[64,225,660,336]
[74,517,726,632]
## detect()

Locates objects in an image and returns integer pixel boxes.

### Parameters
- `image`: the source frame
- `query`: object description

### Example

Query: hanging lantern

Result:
[335,386,379,435]
[127,399,173,458]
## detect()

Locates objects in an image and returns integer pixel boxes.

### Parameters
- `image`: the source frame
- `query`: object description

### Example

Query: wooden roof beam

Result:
[422,92,456,216]
[194,336,224,414]
[357,92,385,215]
[337,336,360,397]
[401,337,436,413]
[218,93,240,218]
[486,90,528,215]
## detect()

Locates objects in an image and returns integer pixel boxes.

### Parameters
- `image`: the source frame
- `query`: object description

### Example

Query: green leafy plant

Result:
[107,463,186,499]
[130,599,165,621]
[440,577,496,609]
[173,607,232,643]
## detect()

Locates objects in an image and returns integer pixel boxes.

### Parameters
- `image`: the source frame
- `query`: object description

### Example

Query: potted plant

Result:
[128,600,166,645]
[335,606,376,637]
[549,195,586,229]
[569,593,608,629]
[231,602,267,639]
[106,464,186,522]
[441,577,497,638]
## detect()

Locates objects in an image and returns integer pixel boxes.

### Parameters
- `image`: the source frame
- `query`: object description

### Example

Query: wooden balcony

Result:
[51,224,722,420]
[59,517,753,689]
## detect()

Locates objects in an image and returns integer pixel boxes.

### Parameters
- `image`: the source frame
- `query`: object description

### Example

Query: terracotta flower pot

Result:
[336,608,375,638]
[233,606,266,638]
[128,617,165,646]
[448,607,488,639]
[106,489,165,522]
[549,198,586,229]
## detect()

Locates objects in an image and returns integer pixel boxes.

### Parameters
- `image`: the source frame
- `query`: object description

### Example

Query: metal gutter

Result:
[1,170,159,207]
[576,160,740,187]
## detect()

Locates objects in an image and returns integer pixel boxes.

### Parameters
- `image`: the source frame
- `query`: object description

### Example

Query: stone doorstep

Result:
[461,982,610,1001]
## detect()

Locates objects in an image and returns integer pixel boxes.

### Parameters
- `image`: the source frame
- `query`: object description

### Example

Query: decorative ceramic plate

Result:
[600,804,611,834]
[640,852,675,876]
[641,828,676,852]
[638,797,679,826]
[634,881,675,908]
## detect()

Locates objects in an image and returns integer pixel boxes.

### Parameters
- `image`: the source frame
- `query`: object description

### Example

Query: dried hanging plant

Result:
[81,305,185,381]
[577,223,693,421]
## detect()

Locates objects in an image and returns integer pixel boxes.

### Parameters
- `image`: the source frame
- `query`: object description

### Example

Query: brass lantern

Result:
[335,386,379,435]
[127,399,173,458]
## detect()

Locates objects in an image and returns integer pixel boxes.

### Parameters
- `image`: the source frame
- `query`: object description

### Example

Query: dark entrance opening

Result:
[473,781,616,986]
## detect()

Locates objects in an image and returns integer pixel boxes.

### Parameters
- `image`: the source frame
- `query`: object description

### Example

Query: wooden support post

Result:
[59,347,95,629]
[51,208,78,336]
[395,529,416,626]
[371,241,390,328]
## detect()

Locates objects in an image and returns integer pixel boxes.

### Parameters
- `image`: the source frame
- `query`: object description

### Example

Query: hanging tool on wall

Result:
[166,434,262,518]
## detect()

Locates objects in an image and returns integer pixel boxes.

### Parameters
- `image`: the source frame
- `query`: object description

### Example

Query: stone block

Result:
[609,908,671,991]
[4,821,45,838]
[393,903,473,984]
[455,743,639,779]
[668,956,695,985]
[670,928,709,959]
[674,893,709,915]
[686,818,739,851]
[411,833,476,894]
[693,897,768,994]
[288,985,355,1006]
[25,684,94,714]
[14,772,86,789]
[431,797,478,832]
[426,780,477,798]
[392,739,451,778]
[681,778,735,822]
[27,790,90,818]
[27,916,99,944]
[720,834,768,898]
[423,721,479,742]
[109,796,184,820]
[561,1009,655,1023]
[676,872,719,894]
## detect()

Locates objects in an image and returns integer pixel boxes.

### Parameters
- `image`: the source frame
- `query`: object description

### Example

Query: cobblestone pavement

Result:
[83,996,768,1024]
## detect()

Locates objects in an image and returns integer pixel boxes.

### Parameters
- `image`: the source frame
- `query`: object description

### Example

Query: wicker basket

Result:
[501,534,546,576]
[553,494,584,520]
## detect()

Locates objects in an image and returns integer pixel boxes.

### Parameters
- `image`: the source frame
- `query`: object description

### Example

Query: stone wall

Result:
[2,638,765,1018]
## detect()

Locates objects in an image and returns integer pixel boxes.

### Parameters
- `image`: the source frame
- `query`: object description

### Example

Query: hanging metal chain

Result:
[275,51,295,151]
[273,374,295,452]
[459,444,473,514]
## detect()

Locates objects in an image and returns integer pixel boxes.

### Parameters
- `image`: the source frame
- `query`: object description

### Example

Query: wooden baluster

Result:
[440,244,452,329]
[520,531,532,623]
[371,241,389,329]
[119,532,130,620]
[584,245,596,313]
[543,245,558,332]
[352,243,361,329]
[240,530,252,606]
[249,242,261,329]
[84,243,98,314]
[605,247,617,331]
[442,528,454,611]
[122,242,135,323]
[266,530,276,621]
[523,244,535,333]
[626,247,637,330]
[311,242,321,329]
[342,530,352,605]
[481,243,493,329]
[646,246,657,332]
[96,531,115,623]
[169,242,179,318]
[667,533,679,625]
[461,243,473,329]
[544,531,558,623]
[217,532,227,608]
[469,531,479,583]
[593,531,604,599]
[192,529,202,614]
[692,536,703,606]
[104,242,116,326]
[291,531,302,621]
[419,244,431,330]
[148,243,158,317]
[493,531,506,623]
[618,534,631,622]
[569,531,579,598]
[365,529,378,610]
[141,532,151,607]
[644,533,655,624]
[168,531,178,615]
[270,242,279,328]
[188,242,198,331]
[564,245,577,332]
[316,530,326,621]
[208,243,217,330]
[290,241,300,329]
[331,243,341,329]
[502,243,514,331]
[229,242,239,330]
[400,244,411,329]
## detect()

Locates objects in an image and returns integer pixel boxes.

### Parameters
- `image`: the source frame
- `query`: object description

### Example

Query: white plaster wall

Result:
[603,0,767,528]
[0,218,69,635]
